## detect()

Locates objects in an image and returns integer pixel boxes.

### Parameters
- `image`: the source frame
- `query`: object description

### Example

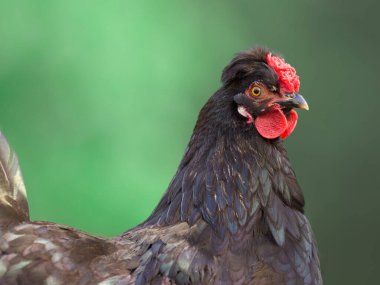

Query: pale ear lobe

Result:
[237,106,253,124]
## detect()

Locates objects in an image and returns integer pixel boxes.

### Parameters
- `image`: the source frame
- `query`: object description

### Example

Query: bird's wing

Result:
[258,192,322,285]
[0,221,215,285]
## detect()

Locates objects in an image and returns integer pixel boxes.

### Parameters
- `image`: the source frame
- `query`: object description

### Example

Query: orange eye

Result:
[251,86,262,97]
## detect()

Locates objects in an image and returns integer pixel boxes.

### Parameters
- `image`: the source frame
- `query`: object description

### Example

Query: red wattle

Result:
[254,107,288,139]
[280,110,298,139]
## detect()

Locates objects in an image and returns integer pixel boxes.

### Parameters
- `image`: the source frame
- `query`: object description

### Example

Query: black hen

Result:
[0,47,322,285]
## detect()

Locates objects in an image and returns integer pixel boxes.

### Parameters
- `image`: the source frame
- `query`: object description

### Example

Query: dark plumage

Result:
[0,47,322,285]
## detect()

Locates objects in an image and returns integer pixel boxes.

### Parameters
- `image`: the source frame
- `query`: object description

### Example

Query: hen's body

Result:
[0,48,322,285]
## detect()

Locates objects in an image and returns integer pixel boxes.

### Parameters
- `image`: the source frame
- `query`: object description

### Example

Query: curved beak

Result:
[275,94,309,110]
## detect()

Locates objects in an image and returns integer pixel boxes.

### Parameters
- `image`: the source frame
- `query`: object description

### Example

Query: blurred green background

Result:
[0,0,379,284]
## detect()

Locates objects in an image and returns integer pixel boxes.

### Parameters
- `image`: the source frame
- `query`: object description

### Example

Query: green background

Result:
[0,0,379,284]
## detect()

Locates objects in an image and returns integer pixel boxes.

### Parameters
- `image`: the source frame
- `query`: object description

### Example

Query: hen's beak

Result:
[275,94,309,110]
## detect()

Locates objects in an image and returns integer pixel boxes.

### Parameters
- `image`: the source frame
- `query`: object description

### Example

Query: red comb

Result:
[266,53,300,94]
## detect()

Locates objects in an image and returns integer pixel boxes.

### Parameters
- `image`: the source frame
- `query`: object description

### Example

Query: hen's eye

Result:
[251,86,262,97]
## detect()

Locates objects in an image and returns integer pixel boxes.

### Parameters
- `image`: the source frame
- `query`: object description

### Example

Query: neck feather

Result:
[143,95,305,239]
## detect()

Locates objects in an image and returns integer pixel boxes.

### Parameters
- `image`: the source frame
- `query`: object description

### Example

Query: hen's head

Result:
[213,47,308,140]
